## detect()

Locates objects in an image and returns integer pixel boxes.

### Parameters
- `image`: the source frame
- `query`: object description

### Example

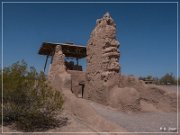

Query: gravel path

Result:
[90,102,178,133]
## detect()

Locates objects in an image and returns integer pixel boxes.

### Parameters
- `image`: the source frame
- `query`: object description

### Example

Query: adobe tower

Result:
[84,12,120,104]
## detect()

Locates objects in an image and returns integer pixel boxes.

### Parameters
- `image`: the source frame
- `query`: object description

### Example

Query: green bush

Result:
[1,60,67,131]
[160,73,176,85]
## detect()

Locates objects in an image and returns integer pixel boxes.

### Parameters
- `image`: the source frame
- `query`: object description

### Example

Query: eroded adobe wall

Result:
[84,13,120,104]
[67,70,86,98]
[48,45,71,90]
[48,45,66,82]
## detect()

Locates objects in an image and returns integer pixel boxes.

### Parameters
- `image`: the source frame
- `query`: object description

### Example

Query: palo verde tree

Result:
[1,60,67,131]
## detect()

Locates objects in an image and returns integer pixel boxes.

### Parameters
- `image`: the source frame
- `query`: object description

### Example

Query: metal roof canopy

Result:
[38,42,86,58]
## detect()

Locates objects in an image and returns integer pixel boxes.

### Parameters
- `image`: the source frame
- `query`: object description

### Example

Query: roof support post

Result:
[44,55,49,72]
[50,48,56,64]
[76,58,79,65]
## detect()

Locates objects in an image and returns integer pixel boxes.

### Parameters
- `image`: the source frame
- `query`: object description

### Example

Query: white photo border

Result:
[1,1,179,134]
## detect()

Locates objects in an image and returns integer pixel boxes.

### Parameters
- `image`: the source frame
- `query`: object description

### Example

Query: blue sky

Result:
[1,1,179,78]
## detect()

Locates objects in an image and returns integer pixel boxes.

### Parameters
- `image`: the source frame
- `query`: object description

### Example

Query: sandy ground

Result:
[2,85,179,135]
[156,85,178,91]
[90,101,178,132]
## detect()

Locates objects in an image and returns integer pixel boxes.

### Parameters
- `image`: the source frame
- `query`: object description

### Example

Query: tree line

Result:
[139,73,180,85]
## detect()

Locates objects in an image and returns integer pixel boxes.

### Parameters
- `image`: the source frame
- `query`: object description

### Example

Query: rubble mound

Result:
[109,75,179,112]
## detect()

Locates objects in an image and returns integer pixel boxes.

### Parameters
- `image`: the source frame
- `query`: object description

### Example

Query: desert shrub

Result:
[1,60,66,131]
[160,73,176,85]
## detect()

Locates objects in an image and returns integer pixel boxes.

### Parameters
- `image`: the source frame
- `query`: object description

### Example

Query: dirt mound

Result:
[109,86,141,112]
[62,89,129,133]
[109,75,179,112]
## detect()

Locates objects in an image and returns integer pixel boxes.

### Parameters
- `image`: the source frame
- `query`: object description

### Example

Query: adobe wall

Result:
[67,70,86,98]
[48,45,66,82]
[48,45,71,90]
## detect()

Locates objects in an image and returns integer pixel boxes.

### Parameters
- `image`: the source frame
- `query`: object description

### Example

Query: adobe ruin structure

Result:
[38,12,179,114]
[38,12,121,101]
[38,12,178,112]
[38,42,86,97]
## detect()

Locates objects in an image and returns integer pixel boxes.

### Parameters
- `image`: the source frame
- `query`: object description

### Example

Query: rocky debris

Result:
[84,12,120,105]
